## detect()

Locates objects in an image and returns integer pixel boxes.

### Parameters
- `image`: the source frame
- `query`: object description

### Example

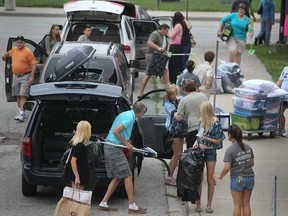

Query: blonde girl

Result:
[68,120,91,190]
[163,84,184,186]
[193,101,226,213]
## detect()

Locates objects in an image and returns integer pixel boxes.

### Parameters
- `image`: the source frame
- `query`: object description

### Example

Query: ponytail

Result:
[228,124,245,151]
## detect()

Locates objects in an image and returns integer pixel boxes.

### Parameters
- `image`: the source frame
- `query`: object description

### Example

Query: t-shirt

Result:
[220,12,249,40]
[147,30,165,54]
[224,142,254,178]
[177,92,208,132]
[193,61,214,91]
[8,47,36,75]
[169,23,182,45]
[106,110,136,145]
[279,66,288,101]
[77,35,91,42]
[68,142,89,185]
[176,72,201,96]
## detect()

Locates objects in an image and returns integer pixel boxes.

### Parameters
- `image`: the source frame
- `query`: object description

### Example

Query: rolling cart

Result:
[231,95,283,140]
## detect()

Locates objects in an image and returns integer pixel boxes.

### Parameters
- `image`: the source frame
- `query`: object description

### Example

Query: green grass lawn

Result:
[253,45,288,82]
[0,0,281,12]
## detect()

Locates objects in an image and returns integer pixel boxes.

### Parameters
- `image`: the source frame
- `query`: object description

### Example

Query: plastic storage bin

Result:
[265,97,281,114]
[234,107,266,116]
[260,114,279,130]
[230,112,261,131]
[232,96,266,110]
[234,88,267,100]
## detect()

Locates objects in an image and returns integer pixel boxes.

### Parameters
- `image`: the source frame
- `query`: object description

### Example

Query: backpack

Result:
[38,34,51,54]
[220,21,232,42]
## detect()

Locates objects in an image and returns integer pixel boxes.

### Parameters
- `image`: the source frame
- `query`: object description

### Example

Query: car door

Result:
[5,38,47,102]
[132,20,158,71]
[136,89,173,159]
[152,16,173,28]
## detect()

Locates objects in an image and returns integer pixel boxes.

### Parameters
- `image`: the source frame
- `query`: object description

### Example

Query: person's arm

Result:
[28,64,36,85]
[71,156,80,185]
[276,80,283,88]
[2,52,10,61]
[113,123,134,150]
[217,13,233,36]
[250,158,254,167]
[201,136,223,145]
[215,162,231,180]
[147,40,164,52]
[184,19,192,30]
[44,35,51,55]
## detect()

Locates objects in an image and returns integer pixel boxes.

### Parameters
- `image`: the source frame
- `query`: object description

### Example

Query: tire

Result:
[22,174,37,196]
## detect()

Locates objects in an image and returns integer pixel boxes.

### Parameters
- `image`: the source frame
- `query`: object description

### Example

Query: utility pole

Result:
[5,0,16,11]
[277,0,286,43]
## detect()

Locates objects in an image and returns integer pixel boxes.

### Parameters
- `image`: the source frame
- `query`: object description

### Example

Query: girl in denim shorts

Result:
[215,125,255,216]
[192,101,226,213]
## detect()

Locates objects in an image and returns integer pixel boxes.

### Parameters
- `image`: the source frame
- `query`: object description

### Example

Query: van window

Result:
[114,49,129,81]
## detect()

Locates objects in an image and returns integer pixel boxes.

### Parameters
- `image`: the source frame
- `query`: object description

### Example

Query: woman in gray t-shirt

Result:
[215,124,255,216]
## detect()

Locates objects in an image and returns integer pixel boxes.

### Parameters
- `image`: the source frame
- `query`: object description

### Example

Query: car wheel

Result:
[22,174,37,196]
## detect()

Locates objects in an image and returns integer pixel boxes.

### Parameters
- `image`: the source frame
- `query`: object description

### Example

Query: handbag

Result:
[38,34,50,54]
[60,147,72,182]
[257,4,263,15]
[54,197,90,216]
[189,32,196,47]
[62,186,92,205]
[147,52,169,77]
[169,110,188,137]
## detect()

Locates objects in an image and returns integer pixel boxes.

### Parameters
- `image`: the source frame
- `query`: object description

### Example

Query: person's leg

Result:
[16,96,21,110]
[231,190,244,216]
[19,96,27,111]
[125,175,135,204]
[235,53,242,65]
[255,16,266,44]
[264,17,272,45]
[181,44,191,71]
[195,172,204,211]
[162,68,170,85]
[206,160,216,209]
[243,189,253,216]
[168,138,184,177]
[138,74,151,97]
[280,105,286,132]
[101,178,122,202]
[185,130,198,149]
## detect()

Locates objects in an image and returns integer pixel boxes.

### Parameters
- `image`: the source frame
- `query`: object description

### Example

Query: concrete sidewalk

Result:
[1,6,287,216]
[0,6,281,22]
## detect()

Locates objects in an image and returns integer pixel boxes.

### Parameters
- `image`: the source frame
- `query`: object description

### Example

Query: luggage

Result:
[220,21,233,42]
[217,62,244,93]
[147,52,168,77]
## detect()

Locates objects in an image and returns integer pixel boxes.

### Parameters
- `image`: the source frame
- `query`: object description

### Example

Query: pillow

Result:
[267,88,288,98]
[242,79,279,92]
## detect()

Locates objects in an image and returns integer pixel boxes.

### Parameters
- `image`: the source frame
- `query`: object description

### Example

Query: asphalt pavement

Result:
[0,6,287,216]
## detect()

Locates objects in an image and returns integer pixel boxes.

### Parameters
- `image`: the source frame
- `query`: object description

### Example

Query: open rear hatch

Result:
[64,0,124,22]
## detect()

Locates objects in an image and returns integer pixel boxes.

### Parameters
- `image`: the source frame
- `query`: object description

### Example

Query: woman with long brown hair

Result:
[45,24,61,55]
[215,124,255,216]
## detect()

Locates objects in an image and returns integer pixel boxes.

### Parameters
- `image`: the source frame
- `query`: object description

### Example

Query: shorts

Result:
[230,176,255,192]
[227,37,246,54]
[203,149,217,161]
[12,73,31,97]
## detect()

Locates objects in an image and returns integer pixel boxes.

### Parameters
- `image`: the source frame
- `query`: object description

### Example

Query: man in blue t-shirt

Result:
[98,102,148,214]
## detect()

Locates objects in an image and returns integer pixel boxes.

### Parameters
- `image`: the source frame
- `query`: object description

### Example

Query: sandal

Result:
[206,207,214,213]
[194,206,203,212]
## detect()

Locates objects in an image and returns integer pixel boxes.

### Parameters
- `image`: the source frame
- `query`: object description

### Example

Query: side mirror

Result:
[130,60,140,69]
[23,102,35,111]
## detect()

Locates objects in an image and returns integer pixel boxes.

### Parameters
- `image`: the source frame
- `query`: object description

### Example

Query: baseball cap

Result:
[16,35,25,41]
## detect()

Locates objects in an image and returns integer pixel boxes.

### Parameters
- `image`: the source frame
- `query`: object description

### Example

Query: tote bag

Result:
[147,52,169,77]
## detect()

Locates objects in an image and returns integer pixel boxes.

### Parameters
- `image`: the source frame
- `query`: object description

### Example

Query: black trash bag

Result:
[85,141,104,190]
[176,148,204,202]
[217,62,244,93]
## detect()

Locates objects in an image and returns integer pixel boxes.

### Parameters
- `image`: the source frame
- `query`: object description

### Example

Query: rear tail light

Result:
[122,45,131,52]
[22,136,31,156]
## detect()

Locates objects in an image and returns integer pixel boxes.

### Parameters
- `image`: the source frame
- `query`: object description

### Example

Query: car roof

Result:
[54,42,117,56]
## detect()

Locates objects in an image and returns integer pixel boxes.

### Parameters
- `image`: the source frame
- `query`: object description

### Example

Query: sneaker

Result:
[164,176,176,186]
[14,113,24,122]
[282,131,288,138]
[128,207,147,214]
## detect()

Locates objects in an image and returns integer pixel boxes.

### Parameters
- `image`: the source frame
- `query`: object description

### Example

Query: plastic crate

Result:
[232,96,266,110]
[230,112,261,131]
[234,107,266,116]
[265,97,281,114]
[260,114,279,130]
[215,113,230,131]
[234,88,267,100]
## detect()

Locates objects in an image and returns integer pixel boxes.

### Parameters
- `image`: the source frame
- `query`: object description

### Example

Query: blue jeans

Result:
[257,16,273,44]
[230,176,255,192]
